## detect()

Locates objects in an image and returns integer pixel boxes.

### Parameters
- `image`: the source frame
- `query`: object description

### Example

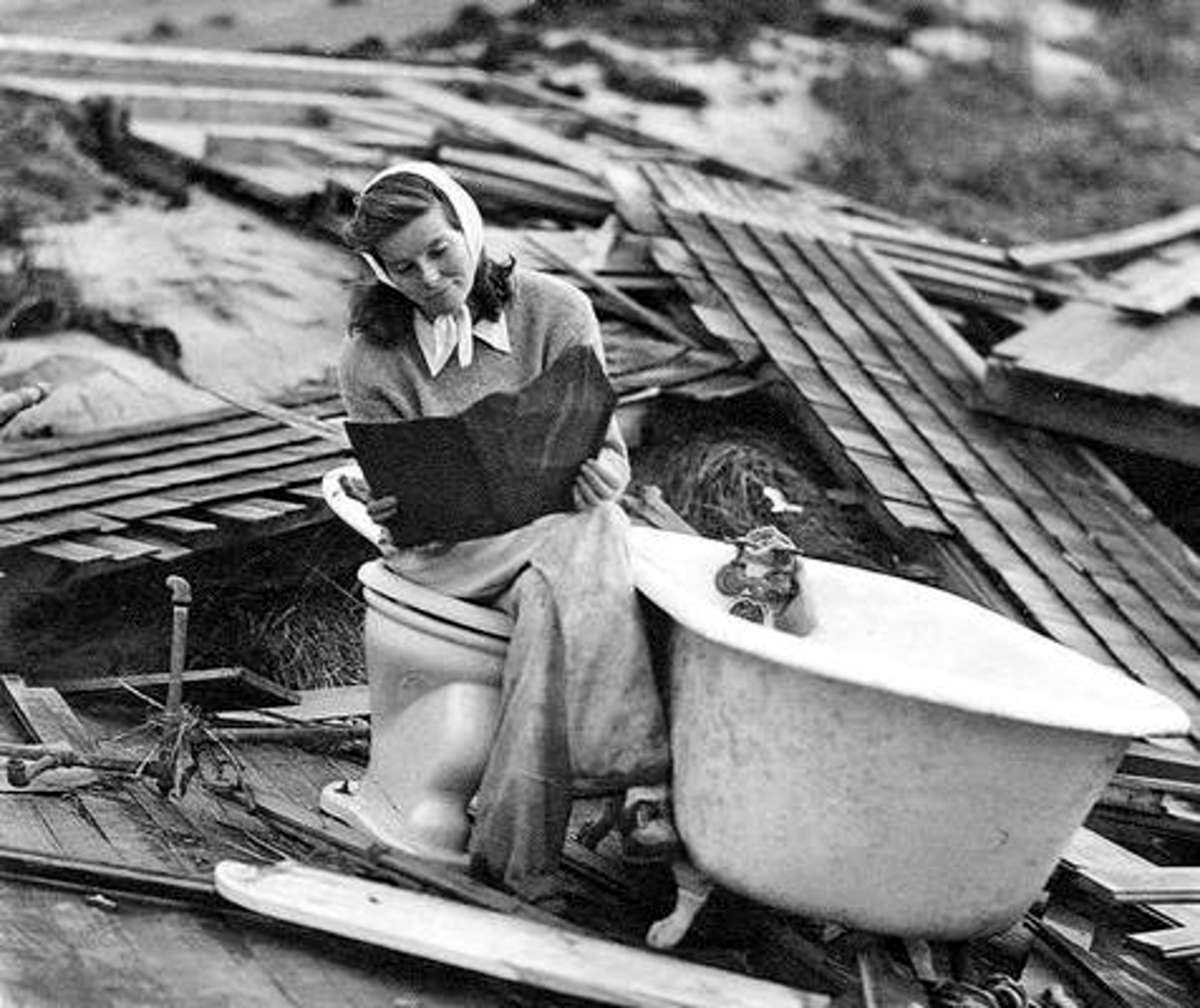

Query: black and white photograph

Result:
[0,1,1197,1005]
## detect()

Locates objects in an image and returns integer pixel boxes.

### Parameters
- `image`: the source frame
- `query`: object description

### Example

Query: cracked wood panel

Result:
[666,209,948,529]
[796,232,1200,713]
[656,215,947,540]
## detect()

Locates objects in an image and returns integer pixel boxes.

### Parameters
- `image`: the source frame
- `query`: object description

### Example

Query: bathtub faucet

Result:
[715,525,816,635]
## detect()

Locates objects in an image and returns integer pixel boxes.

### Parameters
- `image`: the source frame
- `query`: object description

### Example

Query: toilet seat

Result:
[358,560,512,641]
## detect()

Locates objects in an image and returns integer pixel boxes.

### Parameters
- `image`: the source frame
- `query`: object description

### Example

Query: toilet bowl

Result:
[320,466,513,865]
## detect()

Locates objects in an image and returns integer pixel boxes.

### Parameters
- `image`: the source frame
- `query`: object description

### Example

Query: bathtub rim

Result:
[627,526,1190,740]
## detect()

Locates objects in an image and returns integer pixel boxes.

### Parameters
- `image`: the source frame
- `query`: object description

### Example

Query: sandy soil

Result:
[10,192,357,436]
[542,29,845,181]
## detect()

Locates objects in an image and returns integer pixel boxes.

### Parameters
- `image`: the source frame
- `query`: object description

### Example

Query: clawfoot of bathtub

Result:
[646,859,714,949]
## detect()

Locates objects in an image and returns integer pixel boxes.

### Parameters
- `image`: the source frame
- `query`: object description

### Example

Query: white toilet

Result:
[320,465,511,865]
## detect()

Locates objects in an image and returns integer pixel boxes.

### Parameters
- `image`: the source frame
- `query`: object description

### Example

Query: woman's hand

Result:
[341,473,398,524]
[573,455,625,510]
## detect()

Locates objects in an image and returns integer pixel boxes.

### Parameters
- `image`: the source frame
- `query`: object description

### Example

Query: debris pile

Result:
[0,23,1196,1008]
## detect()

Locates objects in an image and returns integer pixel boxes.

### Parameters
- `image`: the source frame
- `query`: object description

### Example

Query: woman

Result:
[338,161,675,898]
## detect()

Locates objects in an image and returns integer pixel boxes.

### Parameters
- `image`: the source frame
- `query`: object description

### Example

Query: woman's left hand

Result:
[573,455,625,509]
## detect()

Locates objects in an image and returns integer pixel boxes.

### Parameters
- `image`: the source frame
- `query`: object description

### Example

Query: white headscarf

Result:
[357,161,509,376]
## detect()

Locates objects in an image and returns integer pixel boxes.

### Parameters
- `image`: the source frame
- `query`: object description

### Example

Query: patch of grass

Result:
[0,252,82,339]
[513,0,817,54]
[183,524,373,691]
[1075,0,1199,86]
[147,18,181,40]
[807,43,1200,244]
[0,91,128,245]
[632,398,900,573]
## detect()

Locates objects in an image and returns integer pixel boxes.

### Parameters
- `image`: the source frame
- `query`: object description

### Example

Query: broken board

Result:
[214,860,828,1008]
[54,667,299,711]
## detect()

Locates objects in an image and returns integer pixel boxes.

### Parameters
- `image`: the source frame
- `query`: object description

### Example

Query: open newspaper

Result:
[345,345,616,547]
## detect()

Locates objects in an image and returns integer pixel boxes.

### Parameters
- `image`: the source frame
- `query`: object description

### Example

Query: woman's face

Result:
[374,204,472,319]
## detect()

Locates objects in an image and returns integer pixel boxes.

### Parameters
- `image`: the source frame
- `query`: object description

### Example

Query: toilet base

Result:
[319,778,470,868]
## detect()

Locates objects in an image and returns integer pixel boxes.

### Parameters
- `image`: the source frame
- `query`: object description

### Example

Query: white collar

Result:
[414,309,510,377]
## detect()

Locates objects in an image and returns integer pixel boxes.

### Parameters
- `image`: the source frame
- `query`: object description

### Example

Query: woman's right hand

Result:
[340,473,398,524]
[366,495,399,524]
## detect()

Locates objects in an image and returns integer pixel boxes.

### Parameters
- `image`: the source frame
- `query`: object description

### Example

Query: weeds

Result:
[807,40,1200,244]
[0,91,127,245]
[632,398,899,573]
[514,0,815,53]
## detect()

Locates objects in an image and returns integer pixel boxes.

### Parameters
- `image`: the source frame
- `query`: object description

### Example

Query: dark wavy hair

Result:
[343,172,514,349]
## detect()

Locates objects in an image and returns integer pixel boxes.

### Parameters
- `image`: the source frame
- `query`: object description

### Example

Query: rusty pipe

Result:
[164,575,192,720]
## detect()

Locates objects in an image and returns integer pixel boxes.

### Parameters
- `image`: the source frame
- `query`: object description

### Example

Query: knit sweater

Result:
[338,267,629,485]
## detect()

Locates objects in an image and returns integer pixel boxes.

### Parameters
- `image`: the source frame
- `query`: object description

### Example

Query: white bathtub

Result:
[626,526,1189,938]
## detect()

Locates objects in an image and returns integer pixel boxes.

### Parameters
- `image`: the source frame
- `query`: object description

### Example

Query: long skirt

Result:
[385,501,670,896]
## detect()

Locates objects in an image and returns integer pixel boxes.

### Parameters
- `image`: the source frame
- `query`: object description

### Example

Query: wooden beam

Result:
[1060,827,1200,958]
[0,33,484,91]
[525,235,708,349]
[855,243,986,385]
[980,362,1200,469]
[215,859,830,1008]
[213,684,369,726]
[0,676,95,753]
[55,668,298,711]
[1008,205,1200,269]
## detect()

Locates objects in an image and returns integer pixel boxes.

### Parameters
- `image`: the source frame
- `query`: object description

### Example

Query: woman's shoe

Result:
[619,787,681,864]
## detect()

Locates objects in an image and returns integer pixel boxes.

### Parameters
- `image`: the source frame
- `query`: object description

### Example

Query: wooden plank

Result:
[215,685,369,726]
[1009,205,1200,268]
[28,539,115,566]
[0,393,340,482]
[838,215,1011,264]
[202,124,389,169]
[55,668,298,711]
[525,234,706,349]
[341,83,612,183]
[804,238,1197,689]
[69,534,163,564]
[140,516,219,535]
[882,255,1034,305]
[437,146,612,207]
[0,425,322,503]
[0,677,94,755]
[0,440,337,523]
[0,74,409,129]
[1108,241,1200,316]
[0,877,179,1006]
[981,361,1200,469]
[852,243,985,381]
[0,33,484,91]
[739,227,980,520]
[216,860,829,1008]
[282,483,327,503]
[206,501,293,524]
[1062,828,1200,959]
